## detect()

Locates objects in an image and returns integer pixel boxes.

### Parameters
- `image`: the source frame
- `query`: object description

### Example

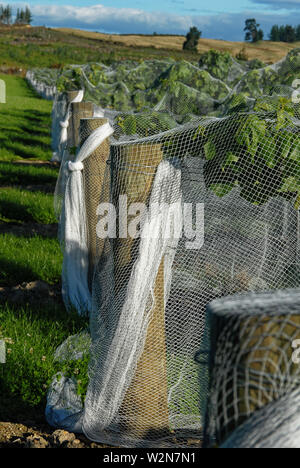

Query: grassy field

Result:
[0,25,198,69]
[0,25,299,72]
[0,74,87,422]
[56,27,300,63]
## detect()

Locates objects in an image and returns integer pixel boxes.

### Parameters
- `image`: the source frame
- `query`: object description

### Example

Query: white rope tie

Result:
[68,161,84,172]
[62,122,114,314]
[60,121,69,129]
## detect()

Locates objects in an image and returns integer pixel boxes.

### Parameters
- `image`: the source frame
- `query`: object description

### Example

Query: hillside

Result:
[56,27,300,64]
[0,25,299,72]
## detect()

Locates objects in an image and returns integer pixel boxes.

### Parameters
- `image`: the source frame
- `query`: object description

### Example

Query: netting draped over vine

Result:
[26,69,57,100]
[48,91,300,447]
[29,48,300,118]
[45,49,300,448]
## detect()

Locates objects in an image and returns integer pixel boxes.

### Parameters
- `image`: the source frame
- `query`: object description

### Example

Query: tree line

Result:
[244,19,300,43]
[0,5,32,25]
[269,24,300,43]
[182,20,300,51]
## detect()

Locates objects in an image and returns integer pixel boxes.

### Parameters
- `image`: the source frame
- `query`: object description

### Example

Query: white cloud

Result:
[10,3,300,40]
[30,4,193,33]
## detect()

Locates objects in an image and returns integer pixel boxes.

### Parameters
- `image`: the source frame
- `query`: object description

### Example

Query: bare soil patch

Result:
[0,423,108,448]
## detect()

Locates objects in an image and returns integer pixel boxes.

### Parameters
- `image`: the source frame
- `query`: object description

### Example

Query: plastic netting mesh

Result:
[221,386,300,448]
[29,48,300,117]
[46,49,300,448]
[204,289,300,448]
[26,69,57,100]
[46,48,300,165]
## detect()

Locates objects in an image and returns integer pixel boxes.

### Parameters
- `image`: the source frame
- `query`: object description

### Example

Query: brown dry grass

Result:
[55,28,300,63]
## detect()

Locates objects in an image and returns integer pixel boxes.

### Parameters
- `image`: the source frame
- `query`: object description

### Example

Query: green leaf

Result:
[193,124,206,140]
[289,143,300,162]
[260,136,278,168]
[278,176,300,193]
[280,134,295,159]
[222,152,239,170]
[235,115,266,161]
[209,183,234,197]
[204,141,216,160]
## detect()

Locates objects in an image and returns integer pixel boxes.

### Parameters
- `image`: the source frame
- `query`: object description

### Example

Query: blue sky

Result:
[3,1,300,40]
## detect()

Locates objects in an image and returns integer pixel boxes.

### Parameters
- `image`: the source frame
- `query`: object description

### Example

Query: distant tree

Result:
[270,24,298,42]
[183,26,202,51]
[15,8,20,24]
[269,24,280,42]
[25,6,33,25]
[257,29,264,41]
[2,5,12,25]
[278,25,285,41]
[244,18,264,43]
[14,7,32,25]
[283,25,296,42]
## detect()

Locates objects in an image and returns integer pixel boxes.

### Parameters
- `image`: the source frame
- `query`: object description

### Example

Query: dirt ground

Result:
[0,422,108,448]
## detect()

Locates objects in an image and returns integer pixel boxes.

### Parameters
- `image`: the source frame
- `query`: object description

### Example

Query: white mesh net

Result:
[45,48,300,448]
[203,289,300,447]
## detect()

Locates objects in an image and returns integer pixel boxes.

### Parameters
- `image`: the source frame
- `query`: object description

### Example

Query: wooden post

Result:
[70,102,93,149]
[66,90,80,103]
[79,118,111,291]
[112,143,170,439]
[240,315,300,412]
[207,292,300,446]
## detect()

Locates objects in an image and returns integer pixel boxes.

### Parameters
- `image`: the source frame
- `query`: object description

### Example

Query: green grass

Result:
[0,234,62,287]
[0,74,52,162]
[0,162,58,186]
[0,26,197,69]
[0,188,56,224]
[0,74,62,291]
[0,303,87,418]
[0,73,75,420]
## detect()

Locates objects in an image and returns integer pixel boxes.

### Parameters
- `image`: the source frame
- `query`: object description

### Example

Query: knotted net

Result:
[47,49,300,448]
[203,289,300,447]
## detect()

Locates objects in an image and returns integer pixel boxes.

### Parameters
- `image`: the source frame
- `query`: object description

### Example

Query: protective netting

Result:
[203,289,300,447]
[221,386,300,448]
[29,48,300,117]
[27,48,298,164]
[51,90,85,162]
[26,69,57,100]
[46,48,300,448]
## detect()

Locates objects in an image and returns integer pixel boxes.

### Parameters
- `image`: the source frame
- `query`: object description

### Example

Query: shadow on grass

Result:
[0,392,46,424]
[0,162,58,186]
[0,257,38,287]
[0,223,57,239]
[0,199,37,223]
[0,107,52,161]
[2,142,50,160]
